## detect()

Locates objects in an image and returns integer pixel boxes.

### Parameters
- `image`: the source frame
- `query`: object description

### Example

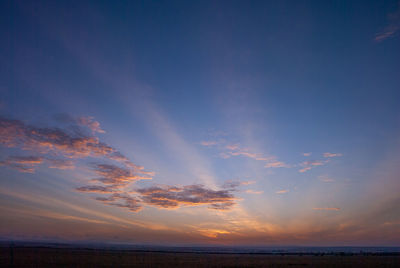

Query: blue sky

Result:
[0,0,399,245]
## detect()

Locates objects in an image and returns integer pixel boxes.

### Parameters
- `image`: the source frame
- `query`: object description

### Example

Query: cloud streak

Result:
[375,2,400,42]
[276,189,289,194]
[95,193,142,212]
[323,152,343,158]
[201,139,289,169]
[313,207,340,211]
[298,160,329,173]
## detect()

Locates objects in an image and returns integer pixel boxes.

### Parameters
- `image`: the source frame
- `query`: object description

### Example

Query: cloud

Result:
[0,116,151,172]
[0,116,113,158]
[245,189,263,194]
[76,185,116,193]
[77,116,105,133]
[303,152,311,156]
[200,141,217,146]
[323,152,342,158]
[312,207,340,211]
[54,114,105,133]
[0,115,154,213]
[135,184,238,211]
[91,163,152,186]
[1,116,241,214]
[298,160,329,173]
[221,180,241,189]
[218,142,289,168]
[222,179,257,189]
[241,180,256,185]
[375,2,400,42]
[0,155,76,172]
[298,167,312,173]
[264,161,288,168]
[318,175,335,183]
[95,193,142,212]
[225,144,239,151]
[0,156,44,173]
[276,189,289,194]
[47,159,75,169]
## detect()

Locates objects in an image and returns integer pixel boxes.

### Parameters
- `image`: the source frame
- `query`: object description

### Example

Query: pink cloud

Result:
[323,152,343,158]
[265,161,288,168]
[245,189,263,194]
[77,116,105,133]
[200,141,217,146]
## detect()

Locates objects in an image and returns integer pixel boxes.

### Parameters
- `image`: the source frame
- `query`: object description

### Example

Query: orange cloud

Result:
[298,167,311,173]
[91,164,152,186]
[0,156,44,173]
[245,189,263,194]
[276,189,289,194]
[136,184,239,211]
[47,159,75,170]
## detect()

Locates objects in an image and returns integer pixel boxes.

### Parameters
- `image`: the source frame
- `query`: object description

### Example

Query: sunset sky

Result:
[1,0,399,246]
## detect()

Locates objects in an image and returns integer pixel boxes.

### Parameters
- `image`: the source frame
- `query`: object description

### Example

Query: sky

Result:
[0,0,399,246]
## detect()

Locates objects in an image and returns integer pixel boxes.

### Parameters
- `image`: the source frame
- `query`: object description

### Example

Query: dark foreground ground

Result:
[1,247,399,267]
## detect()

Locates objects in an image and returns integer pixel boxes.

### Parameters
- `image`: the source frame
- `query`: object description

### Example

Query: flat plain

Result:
[1,247,399,267]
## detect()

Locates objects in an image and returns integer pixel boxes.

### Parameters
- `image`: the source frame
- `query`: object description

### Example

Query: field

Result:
[1,247,399,267]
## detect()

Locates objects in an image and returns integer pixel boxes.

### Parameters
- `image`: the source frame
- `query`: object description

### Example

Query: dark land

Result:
[1,243,399,267]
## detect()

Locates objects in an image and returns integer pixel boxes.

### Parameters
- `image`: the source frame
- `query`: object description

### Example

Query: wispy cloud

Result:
[54,114,105,134]
[303,152,311,157]
[375,2,400,42]
[0,156,43,173]
[246,189,263,194]
[298,160,329,173]
[47,159,75,170]
[241,180,256,185]
[318,175,335,183]
[323,152,343,158]
[76,185,117,193]
[276,189,289,194]
[201,138,288,169]
[200,140,218,146]
[95,193,142,212]
[0,155,75,172]
[312,207,340,211]
[264,160,289,168]
[76,116,105,134]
